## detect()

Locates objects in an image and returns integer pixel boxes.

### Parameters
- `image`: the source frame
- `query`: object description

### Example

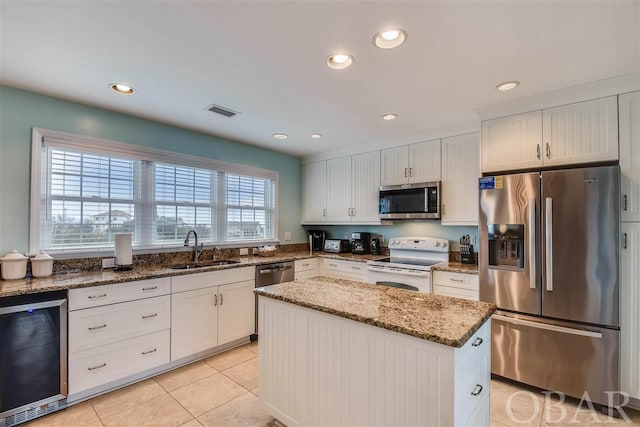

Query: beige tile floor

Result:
[25,340,640,426]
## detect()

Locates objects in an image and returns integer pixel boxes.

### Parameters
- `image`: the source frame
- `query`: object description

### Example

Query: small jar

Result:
[31,251,54,278]
[0,250,29,280]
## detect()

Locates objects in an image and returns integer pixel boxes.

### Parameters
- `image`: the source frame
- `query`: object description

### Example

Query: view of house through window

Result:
[37,139,277,252]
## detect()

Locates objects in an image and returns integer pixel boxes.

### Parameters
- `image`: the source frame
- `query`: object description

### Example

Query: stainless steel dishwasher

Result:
[252,261,294,340]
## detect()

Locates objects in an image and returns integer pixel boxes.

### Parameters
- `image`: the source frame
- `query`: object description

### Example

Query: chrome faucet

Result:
[184,229,203,263]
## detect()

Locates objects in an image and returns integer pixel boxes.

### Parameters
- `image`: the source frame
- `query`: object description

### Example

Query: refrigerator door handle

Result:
[493,314,603,339]
[545,197,553,292]
[528,199,536,289]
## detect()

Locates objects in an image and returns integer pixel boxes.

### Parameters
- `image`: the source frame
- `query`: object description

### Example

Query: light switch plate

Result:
[102,258,116,269]
[239,248,249,255]
[284,231,292,241]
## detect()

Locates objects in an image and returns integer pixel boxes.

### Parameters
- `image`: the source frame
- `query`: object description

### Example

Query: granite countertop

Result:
[255,276,496,348]
[0,251,387,298]
[432,261,479,275]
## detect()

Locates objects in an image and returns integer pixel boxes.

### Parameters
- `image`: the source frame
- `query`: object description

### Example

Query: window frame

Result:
[30,128,279,256]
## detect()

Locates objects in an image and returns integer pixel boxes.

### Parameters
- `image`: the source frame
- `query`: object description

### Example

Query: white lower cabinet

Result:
[321,258,367,282]
[171,268,256,361]
[294,258,320,280]
[69,330,170,395]
[433,271,479,301]
[171,287,219,360]
[217,280,256,346]
[621,222,640,400]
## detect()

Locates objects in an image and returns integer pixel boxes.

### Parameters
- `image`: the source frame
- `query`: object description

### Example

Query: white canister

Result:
[31,251,54,278]
[0,250,29,280]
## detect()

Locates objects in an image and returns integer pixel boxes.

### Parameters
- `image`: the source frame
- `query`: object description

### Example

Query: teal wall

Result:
[303,223,478,253]
[0,85,306,254]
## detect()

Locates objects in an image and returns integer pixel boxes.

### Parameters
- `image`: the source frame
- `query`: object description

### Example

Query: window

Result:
[32,129,278,253]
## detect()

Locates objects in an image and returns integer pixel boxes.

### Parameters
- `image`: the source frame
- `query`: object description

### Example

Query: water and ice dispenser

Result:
[487,224,525,269]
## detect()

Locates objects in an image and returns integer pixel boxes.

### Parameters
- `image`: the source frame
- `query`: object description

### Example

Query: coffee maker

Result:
[307,230,326,252]
[351,232,375,255]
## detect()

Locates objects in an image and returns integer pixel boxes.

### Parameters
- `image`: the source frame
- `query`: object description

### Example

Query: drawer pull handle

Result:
[302,263,310,267]
[88,324,107,331]
[88,294,107,299]
[88,363,107,371]
[142,313,158,319]
[351,266,361,270]
[142,286,158,291]
[141,348,157,355]
[214,294,218,306]
[329,263,337,267]
[449,278,464,283]
[471,337,484,347]
[471,384,483,396]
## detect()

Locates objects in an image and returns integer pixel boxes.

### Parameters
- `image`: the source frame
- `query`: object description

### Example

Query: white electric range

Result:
[366,237,449,293]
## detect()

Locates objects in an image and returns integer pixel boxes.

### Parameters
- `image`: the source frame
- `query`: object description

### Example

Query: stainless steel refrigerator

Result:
[479,165,620,407]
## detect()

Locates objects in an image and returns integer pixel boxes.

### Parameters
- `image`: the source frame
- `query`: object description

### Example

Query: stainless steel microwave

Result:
[379,182,441,219]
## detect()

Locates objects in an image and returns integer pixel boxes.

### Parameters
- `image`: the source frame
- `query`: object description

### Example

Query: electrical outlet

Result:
[470,235,476,246]
[102,258,116,269]
[284,231,292,241]
[239,248,249,256]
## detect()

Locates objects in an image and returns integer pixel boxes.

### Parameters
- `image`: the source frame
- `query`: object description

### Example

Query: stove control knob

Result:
[443,242,448,248]
[389,239,396,246]
[435,241,441,247]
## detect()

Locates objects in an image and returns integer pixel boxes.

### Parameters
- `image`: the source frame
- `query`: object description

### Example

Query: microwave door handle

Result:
[545,197,553,292]
[528,199,536,289]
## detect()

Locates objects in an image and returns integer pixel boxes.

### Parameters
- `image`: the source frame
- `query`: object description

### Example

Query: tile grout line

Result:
[88,400,108,427]
[203,351,257,372]
[163,389,202,426]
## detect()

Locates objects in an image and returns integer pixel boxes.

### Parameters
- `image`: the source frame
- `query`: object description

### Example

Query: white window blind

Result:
[33,129,279,254]
[41,146,140,250]
[225,174,275,241]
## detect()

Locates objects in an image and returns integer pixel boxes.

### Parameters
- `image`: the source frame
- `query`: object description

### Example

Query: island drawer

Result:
[69,277,171,311]
[295,258,319,272]
[171,266,254,293]
[455,351,490,425]
[69,295,171,353]
[456,320,490,367]
[69,329,170,395]
[433,271,479,291]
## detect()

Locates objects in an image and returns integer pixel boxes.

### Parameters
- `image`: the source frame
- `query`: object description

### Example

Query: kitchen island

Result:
[255,277,496,427]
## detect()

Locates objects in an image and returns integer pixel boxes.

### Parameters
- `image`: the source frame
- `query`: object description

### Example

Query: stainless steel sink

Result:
[170,260,241,270]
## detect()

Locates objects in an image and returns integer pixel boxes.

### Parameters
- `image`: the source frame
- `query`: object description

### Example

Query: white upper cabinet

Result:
[542,96,618,167]
[351,151,381,222]
[481,97,619,173]
[381,140,441,186]
[441,133,480,226]
[326,156,352,222]
[301,161,327,224]
[380,146,409,186]
[408,140,441,183]
[481,111,543,173]
[620,91,640,222]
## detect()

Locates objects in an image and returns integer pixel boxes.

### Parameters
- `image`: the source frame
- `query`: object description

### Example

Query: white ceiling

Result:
[1,1,638,157]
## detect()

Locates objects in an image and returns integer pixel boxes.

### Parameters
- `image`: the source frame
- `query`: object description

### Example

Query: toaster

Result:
[324,239,351,253]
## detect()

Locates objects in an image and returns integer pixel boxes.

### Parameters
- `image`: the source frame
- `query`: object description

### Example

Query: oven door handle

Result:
[367,266,430,278]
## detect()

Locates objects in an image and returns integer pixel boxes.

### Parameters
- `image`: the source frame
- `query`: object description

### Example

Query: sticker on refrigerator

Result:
[479,176,503,190]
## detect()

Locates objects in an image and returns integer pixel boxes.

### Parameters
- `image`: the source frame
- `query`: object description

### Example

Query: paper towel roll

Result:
[115,234,133,267]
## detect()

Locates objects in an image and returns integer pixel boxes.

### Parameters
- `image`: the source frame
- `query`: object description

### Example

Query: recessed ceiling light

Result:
[110,83,135,95]
[272,133,288,139]
[374,29,407,49]
[327,53,354,69]
[311,134,322,139]
[496,81,520,91]
[382,114,398,120]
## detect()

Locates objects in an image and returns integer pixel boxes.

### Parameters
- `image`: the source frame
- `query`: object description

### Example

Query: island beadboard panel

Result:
[258,297,492,426]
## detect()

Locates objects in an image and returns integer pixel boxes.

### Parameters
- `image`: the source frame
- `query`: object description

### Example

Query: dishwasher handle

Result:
[259,265,293,274]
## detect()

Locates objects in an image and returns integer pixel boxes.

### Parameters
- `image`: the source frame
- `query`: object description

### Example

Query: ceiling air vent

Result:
[206,104,240,118]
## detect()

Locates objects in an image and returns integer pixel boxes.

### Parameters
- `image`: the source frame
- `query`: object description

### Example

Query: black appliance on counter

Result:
[1,290,68,426]
[371,238,381,255]
[307,230,326,251]
[351,232,376,255]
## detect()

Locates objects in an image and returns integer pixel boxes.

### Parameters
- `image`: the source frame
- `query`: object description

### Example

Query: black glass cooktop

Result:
[375,257,441,267]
